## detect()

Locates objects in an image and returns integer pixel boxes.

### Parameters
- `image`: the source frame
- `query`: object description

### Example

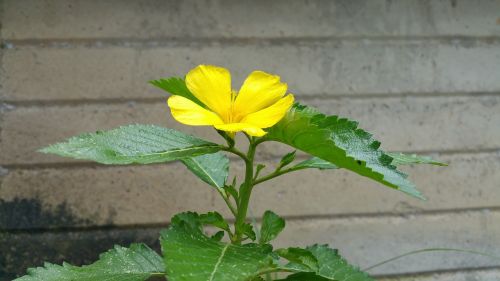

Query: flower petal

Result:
[185,65,232,121]
[214,123,267,137]
[168,95,224,126]
[241,94,294,128]
[233,71,287,119]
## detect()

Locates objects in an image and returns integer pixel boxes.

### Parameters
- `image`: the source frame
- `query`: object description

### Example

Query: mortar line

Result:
[2,91,500,108]
[1,147,498,170]
[3,207,500,234]
[373,265,500,279]
[3,35,500,48]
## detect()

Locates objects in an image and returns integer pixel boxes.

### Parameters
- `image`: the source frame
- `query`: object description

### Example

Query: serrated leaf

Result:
[199,211,230,232]
[265,103,424,199]
[161,214,274,281]
[40,124,221,165]
[276,247,319,272]
[181,153,229,188]
[15,243,164,281]
[293,157,338,170]
[242,222,257,241]
[150,77,205,107]
[259,211,285,244]
[386,152,448,166]
[279,151,297,168]
[306,244,374,281]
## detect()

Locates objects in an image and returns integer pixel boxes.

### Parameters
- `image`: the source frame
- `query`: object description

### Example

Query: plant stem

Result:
[253,166,299,186]
[233,140,257,243]
[216,187,238,217]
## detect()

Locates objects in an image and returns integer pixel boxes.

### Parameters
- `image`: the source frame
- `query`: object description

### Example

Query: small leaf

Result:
[242,223,257,241]
[279,151,296,168]
[259,211,285,244]
[150,77,205,107]
[16,244,164,281]
[181,153,229,188]
[386,152,448,166]
[211,231,225,242]
[199,211,230,232]
[224,184,239,201]
[275,245,374,281]
[40,124,221,165]
[306,244,374,281]
[276,247,319,272]
[293,157,338,170]
[255,163,267,179]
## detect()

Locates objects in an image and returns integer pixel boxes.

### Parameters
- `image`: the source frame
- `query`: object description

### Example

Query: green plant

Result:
[17,65,445,281]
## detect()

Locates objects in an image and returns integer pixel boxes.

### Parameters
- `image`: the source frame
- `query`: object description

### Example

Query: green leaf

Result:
[386,152,448,166]
[279,151,297,168]
[16,243,164,281]
[199,211,231,232]
[275,247,319,272]
[161,214,274,281]
[40,124,221,165]
[211,231,225,242]
[259,210,286,244]
[275,245,374,281]
[242,222,257,241]
[181,152,229,188]
[306,244,374,281]
[265,103,424,199]
[277,272,329,281]
[149,77,205,107]
[293,157,338,170]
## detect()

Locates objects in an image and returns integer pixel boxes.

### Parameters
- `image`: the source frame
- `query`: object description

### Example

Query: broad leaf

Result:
[161,213,274,281]
[265,104,424,199]
[386,152,447,166]
[293,157,338,170]
[259,210,285,244]
[150,77,204,107]
[181,153,229,188]
[276,245,374,281]
[40,124,220,165]
[16,243,164,281]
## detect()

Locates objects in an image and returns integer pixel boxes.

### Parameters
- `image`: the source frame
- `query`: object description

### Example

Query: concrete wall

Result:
[1,0,500,279]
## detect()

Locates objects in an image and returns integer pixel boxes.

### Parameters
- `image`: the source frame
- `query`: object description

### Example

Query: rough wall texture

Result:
[1,0,500,280]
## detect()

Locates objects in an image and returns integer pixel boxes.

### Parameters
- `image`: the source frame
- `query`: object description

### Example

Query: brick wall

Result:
[1,0,500,280]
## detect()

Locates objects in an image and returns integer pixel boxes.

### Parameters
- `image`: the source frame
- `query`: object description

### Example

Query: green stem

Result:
[234,140,257,243]
[254,166,299,186]
[216,187,238,217]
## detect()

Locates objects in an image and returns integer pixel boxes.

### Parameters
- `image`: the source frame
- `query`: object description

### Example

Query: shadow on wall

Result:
[0,198,161,280]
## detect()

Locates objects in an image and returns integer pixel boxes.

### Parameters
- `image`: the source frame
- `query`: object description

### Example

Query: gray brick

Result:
[275,211,500,275]
[379,269,500,281]
[1,96,499,165]
[3,0,500,39]
[1,152,498,228]
[3,42,500,101]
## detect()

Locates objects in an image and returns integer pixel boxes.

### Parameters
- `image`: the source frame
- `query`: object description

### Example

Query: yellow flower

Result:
[167,65,294,137]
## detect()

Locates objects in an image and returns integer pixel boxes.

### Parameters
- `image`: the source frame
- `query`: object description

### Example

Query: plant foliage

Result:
[265,104,424,199]
[15,244,164,281]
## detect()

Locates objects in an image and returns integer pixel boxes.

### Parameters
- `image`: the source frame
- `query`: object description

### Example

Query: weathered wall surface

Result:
[1,0,500,279]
